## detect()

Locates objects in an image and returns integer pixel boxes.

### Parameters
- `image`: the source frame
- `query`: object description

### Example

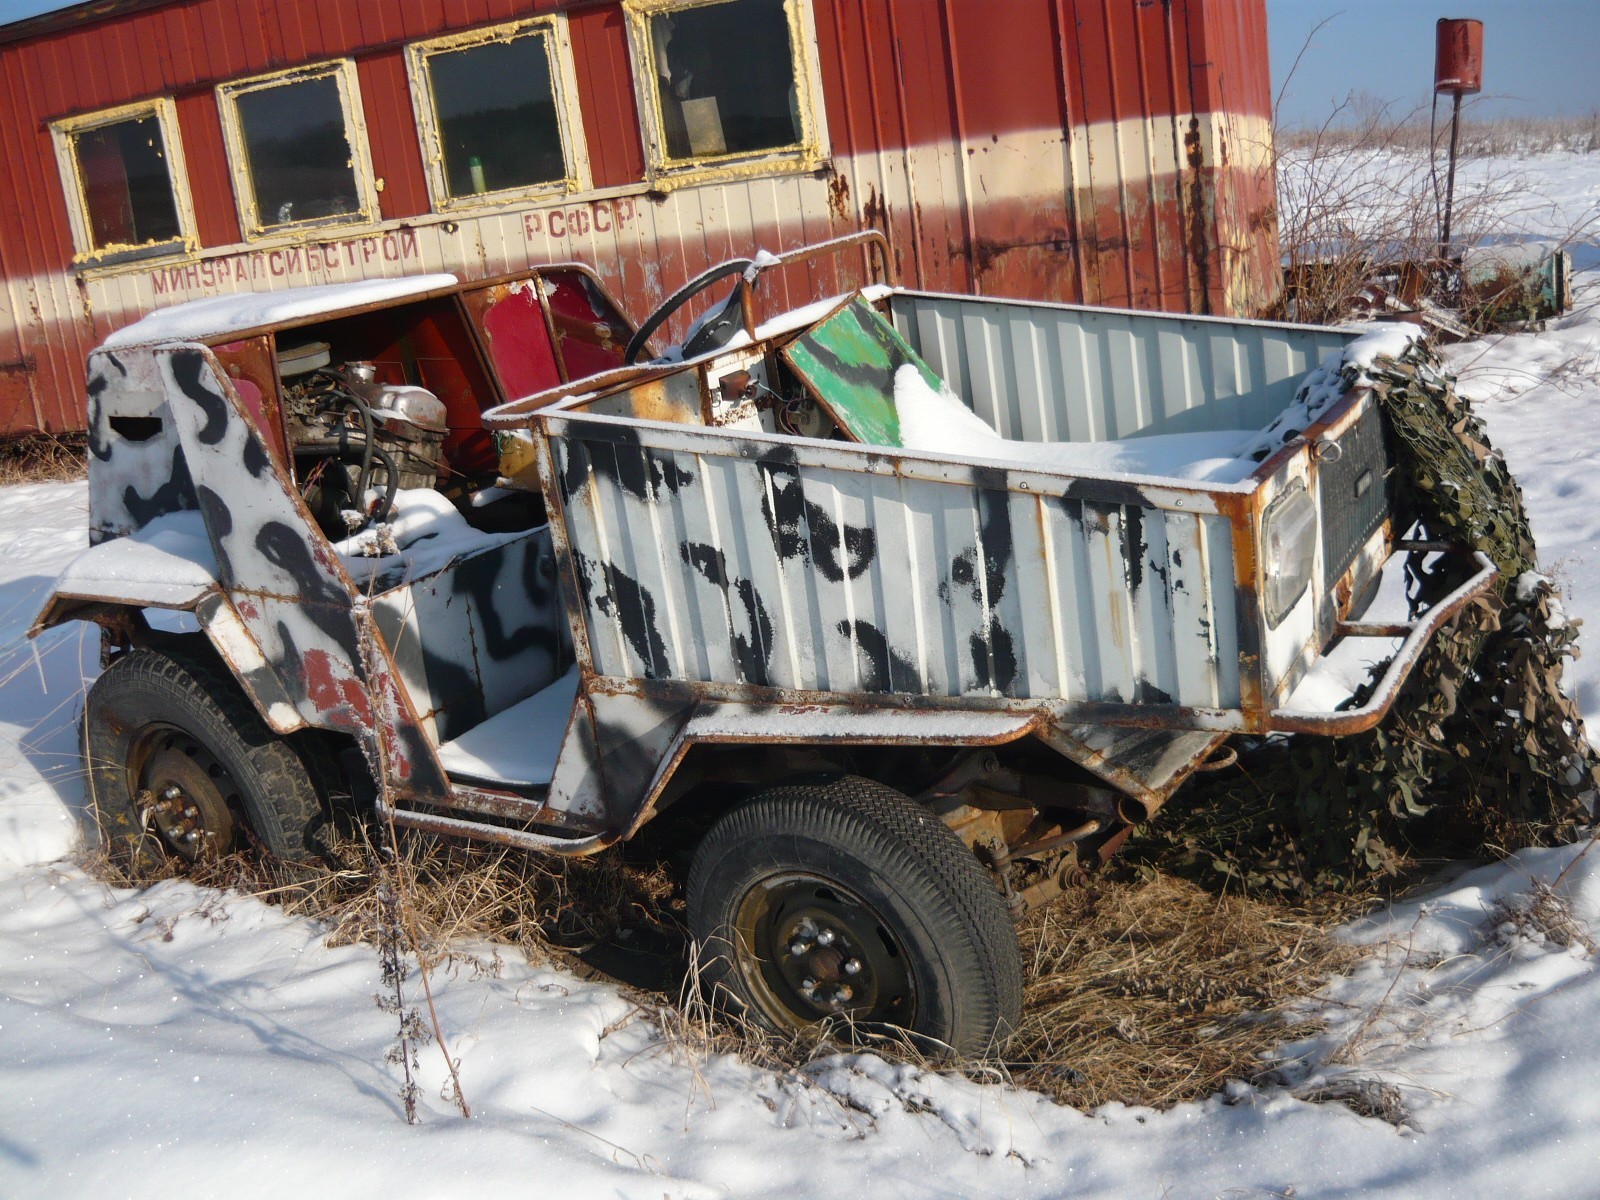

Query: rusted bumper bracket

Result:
[1269,549,1498,735]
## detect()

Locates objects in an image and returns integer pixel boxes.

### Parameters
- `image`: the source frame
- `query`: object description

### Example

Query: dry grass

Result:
[85,825,1372,1112]
[1483,877,1598,955]
[90,825,681,969]
[0,433,87,485]
[1006,874,1366,1108]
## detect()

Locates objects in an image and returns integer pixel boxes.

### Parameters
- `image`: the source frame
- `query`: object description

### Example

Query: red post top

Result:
[1435,17,1484,95]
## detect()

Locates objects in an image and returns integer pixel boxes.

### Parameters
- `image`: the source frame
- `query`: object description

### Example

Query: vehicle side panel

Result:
[547,419,1241,712]
[152,344,449,795]
[369,529,571,745]
[85,348,199,544]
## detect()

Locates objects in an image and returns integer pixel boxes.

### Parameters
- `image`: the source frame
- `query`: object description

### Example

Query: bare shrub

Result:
[1482,877,1598,954]
[1270,97,1600,328]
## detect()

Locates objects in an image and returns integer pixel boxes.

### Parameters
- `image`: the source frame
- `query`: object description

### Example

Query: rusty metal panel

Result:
[890,291,1354,443]
[549,415,1240,712]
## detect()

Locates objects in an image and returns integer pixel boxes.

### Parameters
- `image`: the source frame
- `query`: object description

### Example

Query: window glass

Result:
[423,31,566,199]
[233,74,361,229]
[68,114,182,251]
[646,0,803,162]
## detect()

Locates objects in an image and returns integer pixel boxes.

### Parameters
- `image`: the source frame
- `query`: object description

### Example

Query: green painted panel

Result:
[780,298,944,449]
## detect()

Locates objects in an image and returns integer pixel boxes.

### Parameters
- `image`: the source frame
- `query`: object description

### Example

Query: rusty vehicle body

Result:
[34,233,1495,1054]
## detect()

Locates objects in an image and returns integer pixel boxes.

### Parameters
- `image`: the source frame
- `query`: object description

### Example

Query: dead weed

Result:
[84,828,1370,1112]
[1007,874,1366,1109]
[1483,877,1598,954]
[0,433,87,485]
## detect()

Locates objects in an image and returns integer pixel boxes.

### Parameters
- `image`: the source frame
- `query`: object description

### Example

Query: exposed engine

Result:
[278,340,448,539]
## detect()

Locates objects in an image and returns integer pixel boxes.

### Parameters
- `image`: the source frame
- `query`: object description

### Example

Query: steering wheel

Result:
[625,258,754,364]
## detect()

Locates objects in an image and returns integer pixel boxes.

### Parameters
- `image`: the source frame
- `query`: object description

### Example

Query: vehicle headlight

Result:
[1262,481,1317,626]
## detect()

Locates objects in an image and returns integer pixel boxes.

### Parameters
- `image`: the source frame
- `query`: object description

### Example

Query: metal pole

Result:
[1440,90,1463,258]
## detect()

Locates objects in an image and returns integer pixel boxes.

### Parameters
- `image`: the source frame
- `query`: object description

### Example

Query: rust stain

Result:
[300,647,373,728]
[1183,117,1213,316]
[961,233,1075,277]
[861,184,888,230]
[826,169,851,222]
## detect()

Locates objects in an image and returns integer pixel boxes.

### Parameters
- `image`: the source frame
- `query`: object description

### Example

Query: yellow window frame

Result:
[216,59,380,242]
[406,15,591,213]
[623,0,829,192]
[50,97,198,266]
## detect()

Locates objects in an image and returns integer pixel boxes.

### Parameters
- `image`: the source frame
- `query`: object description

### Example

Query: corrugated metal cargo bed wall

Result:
[547,416,1243,717]
[888,292,1354,442]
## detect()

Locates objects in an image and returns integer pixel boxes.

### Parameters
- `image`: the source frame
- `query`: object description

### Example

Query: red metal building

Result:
[0,0,1281,436]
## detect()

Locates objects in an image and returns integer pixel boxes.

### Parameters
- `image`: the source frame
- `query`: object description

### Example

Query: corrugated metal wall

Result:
[550,419,1242,712]
[891,293,1351,443]
[0,0,1280,435]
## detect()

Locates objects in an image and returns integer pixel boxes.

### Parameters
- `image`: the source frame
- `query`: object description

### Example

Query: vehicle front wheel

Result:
[687,776,1022,1057]
[82,648,327,869]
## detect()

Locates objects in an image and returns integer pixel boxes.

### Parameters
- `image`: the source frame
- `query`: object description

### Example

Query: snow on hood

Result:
[101,274,461,349]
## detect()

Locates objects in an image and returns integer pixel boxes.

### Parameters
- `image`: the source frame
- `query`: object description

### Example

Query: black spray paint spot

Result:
[122,444,196,526]
[839,619,922,694]
[169,349,230,446]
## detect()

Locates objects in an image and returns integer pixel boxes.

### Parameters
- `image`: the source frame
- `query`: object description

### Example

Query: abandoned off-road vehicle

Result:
[36,232,1495,1055]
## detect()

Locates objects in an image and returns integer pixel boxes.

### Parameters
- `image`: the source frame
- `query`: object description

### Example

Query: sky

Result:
[1269,0,1600,127]
[0,0,1595,129]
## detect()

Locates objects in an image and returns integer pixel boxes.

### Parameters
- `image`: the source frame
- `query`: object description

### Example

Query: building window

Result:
[408,17,588,211]
[218,61,378,239]
[51,99,194,265]
[626,0,826,184]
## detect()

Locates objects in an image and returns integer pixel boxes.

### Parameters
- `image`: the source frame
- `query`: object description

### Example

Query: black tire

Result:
[687,776,1022,1057]
[82,648,327,869]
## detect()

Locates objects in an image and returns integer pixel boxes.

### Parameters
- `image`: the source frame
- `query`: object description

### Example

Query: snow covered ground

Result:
[1278,146,1600,268]
[6,160,1600,1199]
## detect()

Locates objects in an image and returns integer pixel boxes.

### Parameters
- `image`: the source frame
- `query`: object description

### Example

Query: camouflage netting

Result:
[1131,337,1600,896]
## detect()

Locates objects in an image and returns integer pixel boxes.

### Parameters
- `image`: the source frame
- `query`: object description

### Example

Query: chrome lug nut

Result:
[816,928,836,946]
[788,939,809,957]
[843,958,862,975]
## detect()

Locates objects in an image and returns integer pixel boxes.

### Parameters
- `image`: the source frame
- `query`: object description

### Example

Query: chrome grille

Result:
[1319,403,1396,586]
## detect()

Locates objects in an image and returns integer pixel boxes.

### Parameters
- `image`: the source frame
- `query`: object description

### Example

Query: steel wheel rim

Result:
[129,726,239,862]
[730,871,917,1034]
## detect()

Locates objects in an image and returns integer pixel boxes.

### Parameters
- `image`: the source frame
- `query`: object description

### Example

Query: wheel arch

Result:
[34,588,309,736]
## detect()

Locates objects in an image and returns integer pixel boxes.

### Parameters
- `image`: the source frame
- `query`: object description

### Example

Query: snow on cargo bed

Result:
[892,322,1419,485]
[777,294,1417,487]
[893,366,1262,483]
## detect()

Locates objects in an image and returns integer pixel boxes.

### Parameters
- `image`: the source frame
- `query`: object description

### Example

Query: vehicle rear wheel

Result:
[82,648,327,869]
[687,776,1022,1057]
